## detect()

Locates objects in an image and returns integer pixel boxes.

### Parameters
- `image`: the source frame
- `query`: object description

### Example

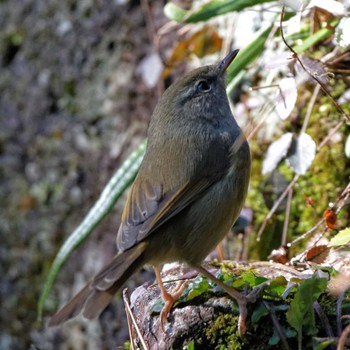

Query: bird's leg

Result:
[195,264,267,336]
[154,265,188,331]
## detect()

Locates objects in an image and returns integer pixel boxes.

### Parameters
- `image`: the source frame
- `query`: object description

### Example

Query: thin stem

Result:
[280,6,350,122]
[282,188,293,246]
[317,120,346,151]
[337,290,345,336]
[123,288,149,350]
[301,84,320,134]
[263,300,290,350]
[258,175,300,241]
[337,323,350,350]
[287,219,325,247]
[314,301,334,339]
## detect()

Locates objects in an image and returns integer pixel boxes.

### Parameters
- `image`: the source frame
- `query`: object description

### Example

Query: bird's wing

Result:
[117,175,217,251]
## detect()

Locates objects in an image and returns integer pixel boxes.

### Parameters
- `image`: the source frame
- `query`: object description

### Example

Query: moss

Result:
[120,341,131,350]
[246,80,350,260]
[205,314,242,350]
[203,312,278,350]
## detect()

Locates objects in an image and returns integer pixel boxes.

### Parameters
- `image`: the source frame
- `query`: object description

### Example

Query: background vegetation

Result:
[1,0,349,349]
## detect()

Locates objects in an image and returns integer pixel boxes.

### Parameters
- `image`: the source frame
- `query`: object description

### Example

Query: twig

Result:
[258,8,349,241]
[337,323,350,350]
[332,181,350,216]
[263,300,290,350]
[221,15,236,59]
[288,180,350,250]
[246,102,274,142]
[282,188,293,246]
[317,120,346,151]
[278,85,318,245]
[314,301,334,339]
[325,50,350,66]
[247,81,296,142]
[123,288,136,350]
[329,69,350,74]
[337,290,345,336]
[157,20,178,37]
[280,6,350,122]
[287,219,325,247]
[140,0,158,52]
[257,174,299,241]
[301,84,320,134]
[259,121,348,243]
[123,288,149,350]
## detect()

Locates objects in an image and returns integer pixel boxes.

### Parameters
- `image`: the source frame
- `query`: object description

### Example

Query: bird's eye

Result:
[197,80,211,93]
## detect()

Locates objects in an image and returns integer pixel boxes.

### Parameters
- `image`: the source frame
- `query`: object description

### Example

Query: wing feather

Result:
[116,177,214,252]
[116,132,237,252]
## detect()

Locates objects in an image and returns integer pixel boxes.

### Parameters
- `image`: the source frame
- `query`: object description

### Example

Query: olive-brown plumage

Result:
[49,50,252,334]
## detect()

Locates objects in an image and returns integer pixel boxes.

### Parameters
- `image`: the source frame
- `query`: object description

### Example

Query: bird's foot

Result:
[235,282,269,336]
[196,265,268,336]
[159,281,188,332]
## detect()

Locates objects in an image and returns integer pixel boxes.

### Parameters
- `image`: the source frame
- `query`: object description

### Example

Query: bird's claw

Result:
[236,282,269,336]
[159,281,189,332]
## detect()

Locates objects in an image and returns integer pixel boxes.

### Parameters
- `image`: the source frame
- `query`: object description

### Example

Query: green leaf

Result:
[269,275,288,298]
[226,24,274,94]
[150,298,165,315]
[182,340,195,350]
[163,2,187,22]
[251,302,269,323]
[328,227,350,247]
[313,339,334,350]
[164,0,274,23]
[268,326,297,346]
[286,277,328,336]
[268,329,280,346]
[37,140,147,321]
[179,277,210,303]
[231,270,268,288]
[285,327,297,338]
[293,27,333,54]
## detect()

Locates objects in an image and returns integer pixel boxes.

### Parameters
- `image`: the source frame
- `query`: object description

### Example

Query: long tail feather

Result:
[48,242,147,326]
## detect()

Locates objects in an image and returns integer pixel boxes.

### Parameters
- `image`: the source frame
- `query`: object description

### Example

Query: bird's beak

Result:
[217,49,240,77]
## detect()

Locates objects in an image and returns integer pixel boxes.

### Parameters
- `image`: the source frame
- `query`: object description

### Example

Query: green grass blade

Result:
[293,27,332,54]
[226,24,274,94]
[38,140,147,321]
[165,0,274,23]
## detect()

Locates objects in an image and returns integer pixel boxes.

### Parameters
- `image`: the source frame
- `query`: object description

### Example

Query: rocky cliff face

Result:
[0,1,159,348]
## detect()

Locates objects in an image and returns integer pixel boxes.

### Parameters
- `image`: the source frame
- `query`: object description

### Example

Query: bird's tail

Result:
[48,241,147,326]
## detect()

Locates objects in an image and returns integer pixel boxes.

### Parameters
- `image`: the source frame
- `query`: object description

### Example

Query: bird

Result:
[49,50,261,336]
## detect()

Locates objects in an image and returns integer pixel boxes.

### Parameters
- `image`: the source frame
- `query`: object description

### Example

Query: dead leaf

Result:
[268,246,288,264]
[305,245,330,264]
[323,208,337,229]
[164,25,222,77]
